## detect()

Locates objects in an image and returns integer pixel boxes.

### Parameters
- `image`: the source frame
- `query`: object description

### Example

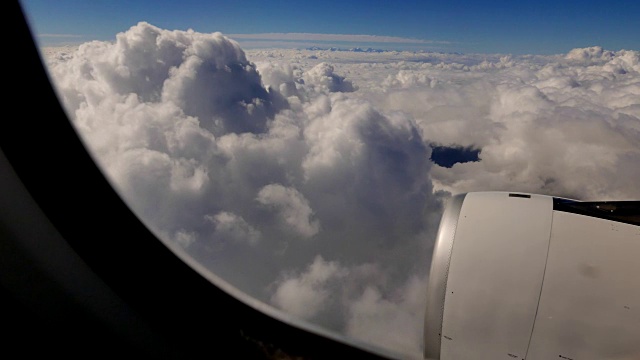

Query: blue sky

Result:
[21,0,640,54]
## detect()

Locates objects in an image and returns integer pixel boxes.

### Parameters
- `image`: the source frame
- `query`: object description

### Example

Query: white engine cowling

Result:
[424,192,640,360]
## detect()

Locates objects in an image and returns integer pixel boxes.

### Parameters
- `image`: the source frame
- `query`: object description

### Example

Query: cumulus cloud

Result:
[271,255,347,319]
[565,46,616,63]
[420,51,640,200]
[306,63,355,93]
[305,47,639,201]
[174,229,197,248]
[256,184,320,238]
[44,21,640,357]
[207,211,261,245]
[255,62,304,99]
[270,256,429,357]
[345,276,428,356]
[51,22,282,137]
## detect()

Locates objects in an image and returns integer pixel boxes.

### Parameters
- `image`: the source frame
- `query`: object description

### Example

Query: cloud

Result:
[207,212,261,245]
[345,276,428,356]
[565,46,616,63]
[44,21,640,357]
[51,22,283,137]
[271,255,347,319]
[174,229,197,248]
[256,184,320,238]
[270,256,429,357]
[303,62,356,93]
[315,47,640,201]
[227,32,445,44]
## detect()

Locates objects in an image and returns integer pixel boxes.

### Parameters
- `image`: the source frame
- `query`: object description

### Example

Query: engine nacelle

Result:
[424,192,640,360]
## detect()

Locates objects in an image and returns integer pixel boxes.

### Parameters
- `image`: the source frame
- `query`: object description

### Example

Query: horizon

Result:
[21,0,640,54]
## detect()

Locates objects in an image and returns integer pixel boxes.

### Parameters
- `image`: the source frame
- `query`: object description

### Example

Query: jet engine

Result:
[424,192,640,360]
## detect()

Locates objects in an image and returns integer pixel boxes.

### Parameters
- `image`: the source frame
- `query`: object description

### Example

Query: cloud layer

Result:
[227,32,443,44]
[45,20,640,357]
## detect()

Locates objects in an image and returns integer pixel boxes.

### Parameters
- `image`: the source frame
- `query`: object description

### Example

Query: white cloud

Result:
[303,62,356,93]
[565,46,616,63]
[345,276,428,356]
[43,22,640,357]
[174,229,197,248]
[257,184,320,238]
[207,211,261,245]
[271,255,347,319]
[270,255,430,356]
[227,32,444,44]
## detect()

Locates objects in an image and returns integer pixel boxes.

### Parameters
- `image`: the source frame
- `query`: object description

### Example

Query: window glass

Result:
[20,0,640,356]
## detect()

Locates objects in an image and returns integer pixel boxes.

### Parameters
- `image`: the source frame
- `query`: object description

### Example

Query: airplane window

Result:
[17,0,640,358]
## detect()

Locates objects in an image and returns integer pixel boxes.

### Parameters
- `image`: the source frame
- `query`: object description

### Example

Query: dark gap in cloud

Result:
[429,144,480,168]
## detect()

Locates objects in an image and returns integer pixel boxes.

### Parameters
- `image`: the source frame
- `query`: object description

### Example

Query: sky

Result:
[30,2,640,358]
[22,0,640,54]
